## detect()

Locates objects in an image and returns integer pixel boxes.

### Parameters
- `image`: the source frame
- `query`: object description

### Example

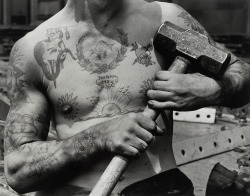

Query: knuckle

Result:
[153,81,160,89]
[127,123,137,134]
[169,85,178,92]
[110,146,116,154]
[151,121,157,131]
[115,141,123,150]
[147,90,155,98]
[123,134,132,142]
[147,134,154,143]
[128,128,135,135]
[155,71,162,79]
[127,112,137,120]
[139,143,148,151]
[146,120,156,131]
[131,150,140,158]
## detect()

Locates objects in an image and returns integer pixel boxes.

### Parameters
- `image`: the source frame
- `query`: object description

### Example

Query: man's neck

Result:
[66,0,127,26]
[87,0,122,12]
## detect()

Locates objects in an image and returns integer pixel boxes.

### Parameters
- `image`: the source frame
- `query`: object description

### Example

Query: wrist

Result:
[190,73,222,106]
[215,76,235,107]
[207,78,223,106]
[66,129,101,163]
[90,123,107,152]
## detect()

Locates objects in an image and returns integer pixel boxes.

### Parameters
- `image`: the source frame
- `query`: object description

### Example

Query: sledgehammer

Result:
[89,21,231,196]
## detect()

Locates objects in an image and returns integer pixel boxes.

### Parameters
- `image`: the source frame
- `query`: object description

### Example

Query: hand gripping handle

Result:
[89,56,190,196]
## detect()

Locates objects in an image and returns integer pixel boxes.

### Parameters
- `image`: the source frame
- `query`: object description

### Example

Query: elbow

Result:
[233,85,250,108]
[235,99,250,108]
[220,80,250,108]
[5,172,27,194]
[4,152,30,194]
[225,96,250,108]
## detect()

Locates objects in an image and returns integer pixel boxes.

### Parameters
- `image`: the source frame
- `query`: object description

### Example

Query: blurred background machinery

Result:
[0,0,250,61]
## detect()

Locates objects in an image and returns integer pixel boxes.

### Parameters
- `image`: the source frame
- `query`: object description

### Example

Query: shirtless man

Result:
[4,0,250,195]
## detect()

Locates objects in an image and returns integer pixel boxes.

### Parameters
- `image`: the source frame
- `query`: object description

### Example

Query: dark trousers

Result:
[121,168,194,196]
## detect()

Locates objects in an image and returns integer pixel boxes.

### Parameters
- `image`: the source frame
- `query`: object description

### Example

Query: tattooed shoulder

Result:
[172,4,208,36]
[33,27,76,88]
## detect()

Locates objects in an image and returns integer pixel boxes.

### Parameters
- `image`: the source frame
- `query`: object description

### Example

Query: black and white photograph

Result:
[0,0,250,195]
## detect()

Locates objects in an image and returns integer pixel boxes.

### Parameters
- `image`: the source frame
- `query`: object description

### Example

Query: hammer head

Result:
[153,21,231,78]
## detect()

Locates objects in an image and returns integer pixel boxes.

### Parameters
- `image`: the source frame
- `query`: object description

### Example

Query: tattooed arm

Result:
[4,38,102,193]
[148,3,250,110]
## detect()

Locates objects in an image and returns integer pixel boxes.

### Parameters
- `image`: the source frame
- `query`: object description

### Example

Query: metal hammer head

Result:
[153,21,231,78]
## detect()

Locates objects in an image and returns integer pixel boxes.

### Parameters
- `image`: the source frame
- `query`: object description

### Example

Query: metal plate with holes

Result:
[174,126,250,165]
[173,108,216,124]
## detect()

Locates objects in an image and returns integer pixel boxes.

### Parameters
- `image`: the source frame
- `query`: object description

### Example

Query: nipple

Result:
[62,104,73,114]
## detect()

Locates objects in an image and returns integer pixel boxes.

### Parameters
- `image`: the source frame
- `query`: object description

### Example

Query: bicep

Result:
[4,41,51,156]
[4,91,51,156]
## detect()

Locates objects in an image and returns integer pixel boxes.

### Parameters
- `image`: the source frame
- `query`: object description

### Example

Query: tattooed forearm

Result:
[25,131,96,180]
[218,60,250,107]
[26,141,62,179]
[207,39,250,107]
[5,140,66,191]
[5,128,99,191]
[71,131,95,161]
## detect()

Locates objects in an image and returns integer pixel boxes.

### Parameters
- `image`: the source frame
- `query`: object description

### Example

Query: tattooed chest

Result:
[34,26,159,123]
[50,71,156,123]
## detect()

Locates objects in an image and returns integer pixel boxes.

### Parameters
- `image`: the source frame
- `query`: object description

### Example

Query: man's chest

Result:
[35,25,162,122]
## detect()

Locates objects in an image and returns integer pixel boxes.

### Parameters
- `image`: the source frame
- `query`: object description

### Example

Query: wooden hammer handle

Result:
[89,56,190,196]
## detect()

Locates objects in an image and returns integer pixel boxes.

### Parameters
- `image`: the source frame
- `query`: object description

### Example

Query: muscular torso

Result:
[29,1,176,194]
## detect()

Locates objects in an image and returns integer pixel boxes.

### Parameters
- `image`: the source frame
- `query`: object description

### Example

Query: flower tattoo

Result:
[57,93,79,120]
